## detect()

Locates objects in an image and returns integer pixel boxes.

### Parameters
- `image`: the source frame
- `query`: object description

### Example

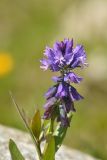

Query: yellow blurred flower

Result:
[0,52,14,77]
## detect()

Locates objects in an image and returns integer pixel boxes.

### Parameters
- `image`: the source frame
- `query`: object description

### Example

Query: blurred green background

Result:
[0,0,107,159]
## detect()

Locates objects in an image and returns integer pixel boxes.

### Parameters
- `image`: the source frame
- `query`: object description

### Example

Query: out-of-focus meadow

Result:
[0,0,107,159]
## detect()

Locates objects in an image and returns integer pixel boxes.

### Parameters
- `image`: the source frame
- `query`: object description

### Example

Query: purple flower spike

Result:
[41,38,87,127]
[64,72,83,83]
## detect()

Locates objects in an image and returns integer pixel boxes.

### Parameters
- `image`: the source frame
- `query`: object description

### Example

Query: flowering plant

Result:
[9,38,87,160]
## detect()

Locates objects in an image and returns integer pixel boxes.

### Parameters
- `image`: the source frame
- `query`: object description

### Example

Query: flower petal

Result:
[56,83,69,98]
[45,85,57,99]
[62,97,76,112]
[44,97,57,109]
[44,47,55,60]
[43,107,54,119]
[40,59,50,70]
[71,45,86,68]
[64,38,73,54]
[52,76,63,83]
[69,85,84,101]
[64,72,83,83]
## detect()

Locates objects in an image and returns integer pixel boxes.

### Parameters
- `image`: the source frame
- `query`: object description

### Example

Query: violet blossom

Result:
[40,38,87,127]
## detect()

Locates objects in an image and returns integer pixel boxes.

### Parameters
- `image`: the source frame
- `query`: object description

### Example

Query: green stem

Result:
[50,118,54,133]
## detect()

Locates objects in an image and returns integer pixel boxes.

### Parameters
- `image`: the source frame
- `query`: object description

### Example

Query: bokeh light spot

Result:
[0,52,14,77]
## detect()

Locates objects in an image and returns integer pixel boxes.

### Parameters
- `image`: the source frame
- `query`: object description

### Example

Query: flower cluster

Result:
[40,39,87,127]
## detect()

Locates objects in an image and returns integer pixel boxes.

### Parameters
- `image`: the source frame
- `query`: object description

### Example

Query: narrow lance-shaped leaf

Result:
[9,92,42,160]
[9,139,25,160]
[43,134,55,160]
[9,92,37,144]
[30,109,41,140]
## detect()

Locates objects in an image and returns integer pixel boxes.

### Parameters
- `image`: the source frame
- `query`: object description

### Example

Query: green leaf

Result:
[43,134,55,160]
[54,125,67,151]
[54,112,73,151]
[9,92,38,144]
[30,110,41,139]
[9,139,25,160]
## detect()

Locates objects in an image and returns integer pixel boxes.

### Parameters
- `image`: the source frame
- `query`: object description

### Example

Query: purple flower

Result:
[44,97,57,109]
[56,83,69,98]
[55,82,83,101]
[43,80,83,120]
[43,97,57,119]
[43,106,54,119]
[69,85,84,101]
[64,72,83,83]
[52,76,63,83]
[41,38,87,127]
[62,97,75,113]
[40,59,50,71]
[40,39,87,72]
[45,85,57,100]
[71,45,87,68]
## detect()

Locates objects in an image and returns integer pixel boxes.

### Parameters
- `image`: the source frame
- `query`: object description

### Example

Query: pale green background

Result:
[0,0,107,159]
